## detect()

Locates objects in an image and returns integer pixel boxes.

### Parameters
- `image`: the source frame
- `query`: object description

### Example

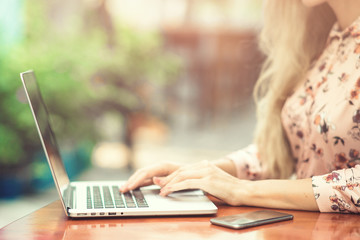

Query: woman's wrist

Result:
[229,179,253,206]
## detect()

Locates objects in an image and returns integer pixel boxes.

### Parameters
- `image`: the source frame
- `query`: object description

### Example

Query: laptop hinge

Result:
[64,185,75,210]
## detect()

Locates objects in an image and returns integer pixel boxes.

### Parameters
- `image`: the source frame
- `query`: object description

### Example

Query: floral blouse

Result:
[228,17,360,213]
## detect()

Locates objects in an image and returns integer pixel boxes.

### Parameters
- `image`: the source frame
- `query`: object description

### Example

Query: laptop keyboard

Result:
[87,186,148,209]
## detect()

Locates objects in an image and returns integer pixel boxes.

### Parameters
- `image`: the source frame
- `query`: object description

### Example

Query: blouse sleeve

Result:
[312,165,360,213]
[225,144,267,180]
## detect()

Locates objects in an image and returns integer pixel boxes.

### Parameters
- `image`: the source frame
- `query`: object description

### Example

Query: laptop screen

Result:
[20,71,70,202]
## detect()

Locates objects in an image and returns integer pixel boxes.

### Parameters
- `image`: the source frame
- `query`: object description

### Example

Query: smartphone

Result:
[210,210,293,230]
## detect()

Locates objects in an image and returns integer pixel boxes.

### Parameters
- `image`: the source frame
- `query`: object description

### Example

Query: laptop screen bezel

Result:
[20,70,71,215]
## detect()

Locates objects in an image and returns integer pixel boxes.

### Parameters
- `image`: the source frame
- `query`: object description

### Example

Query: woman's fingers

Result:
[158,161,214,195]
[153,176,166,186]
[157,161,243,206]
[121,168,159,192]
[160,178,202,196]
[121,160,243,206]
[120,162,180,192]
[164,168,206,189]
[158,160,210,187]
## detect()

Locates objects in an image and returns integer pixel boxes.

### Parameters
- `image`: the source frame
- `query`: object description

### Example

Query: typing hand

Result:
[154,160,244,206]
[120,162,181,192]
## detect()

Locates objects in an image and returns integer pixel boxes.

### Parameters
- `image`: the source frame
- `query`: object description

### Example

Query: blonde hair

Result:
[254,1,336,179]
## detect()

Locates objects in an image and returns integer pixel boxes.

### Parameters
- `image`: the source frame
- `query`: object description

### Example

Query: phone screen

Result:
[210,210,293,229]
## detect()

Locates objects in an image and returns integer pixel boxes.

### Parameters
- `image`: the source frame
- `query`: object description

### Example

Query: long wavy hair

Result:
[254,1,336,179]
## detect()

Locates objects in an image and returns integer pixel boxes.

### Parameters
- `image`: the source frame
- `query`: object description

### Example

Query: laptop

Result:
[20,70,217,218]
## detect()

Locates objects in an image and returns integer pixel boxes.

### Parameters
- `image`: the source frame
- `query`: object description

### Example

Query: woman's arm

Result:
[241,178,319,211]
[121,144,264,192]
[156,160,319,211]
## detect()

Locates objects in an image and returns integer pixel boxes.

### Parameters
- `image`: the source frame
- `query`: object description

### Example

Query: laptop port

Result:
[91,213,96,216]
[99,212,105,216]
[109,212,116,216]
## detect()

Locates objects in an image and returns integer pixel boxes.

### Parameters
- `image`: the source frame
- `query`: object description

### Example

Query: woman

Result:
[121,0,360,213]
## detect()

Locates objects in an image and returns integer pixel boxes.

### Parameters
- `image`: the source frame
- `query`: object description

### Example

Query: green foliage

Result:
[0,1,181,170]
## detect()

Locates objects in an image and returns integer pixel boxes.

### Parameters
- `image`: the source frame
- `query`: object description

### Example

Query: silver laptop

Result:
[20,70,217,218]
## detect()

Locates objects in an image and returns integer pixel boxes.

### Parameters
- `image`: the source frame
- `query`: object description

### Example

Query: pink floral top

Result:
[228,17,360,213]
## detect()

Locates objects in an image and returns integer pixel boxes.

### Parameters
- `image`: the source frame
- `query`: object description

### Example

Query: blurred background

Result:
[0,0,263,227]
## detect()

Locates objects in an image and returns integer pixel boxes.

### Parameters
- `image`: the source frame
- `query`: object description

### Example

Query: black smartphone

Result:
[210,210,293,230]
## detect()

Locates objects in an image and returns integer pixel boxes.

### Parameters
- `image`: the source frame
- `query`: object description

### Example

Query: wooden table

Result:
[0,198,359,240]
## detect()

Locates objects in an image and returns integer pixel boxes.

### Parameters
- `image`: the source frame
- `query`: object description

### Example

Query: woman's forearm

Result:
[213,158,318,210]
[239,178,319,211]
[154,160,319,211]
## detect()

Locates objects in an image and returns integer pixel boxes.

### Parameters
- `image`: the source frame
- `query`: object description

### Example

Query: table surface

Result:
[0,198,359,240]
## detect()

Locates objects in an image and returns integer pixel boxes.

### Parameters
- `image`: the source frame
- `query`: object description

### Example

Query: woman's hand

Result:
[154,160,245,206]
[121,160,319,210]
[120,162,181,192]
